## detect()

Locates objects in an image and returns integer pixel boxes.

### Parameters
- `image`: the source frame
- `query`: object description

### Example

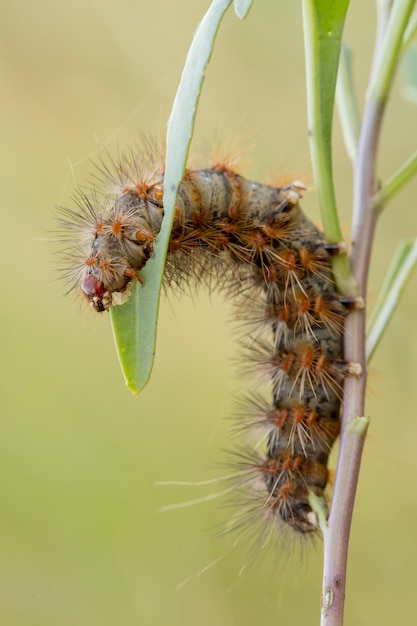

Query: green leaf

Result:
[336,43,361,162]
[302,0,356,296]
[402,10,417,49]
[308,491,329,536]
[368,0,416,104]
[372,147,417,211]
[400,42,417,103]
[234,0,254,19]
[366,239,417,362]
[345,415,370,437]
[110,0,234,394]
[110,281,149,395]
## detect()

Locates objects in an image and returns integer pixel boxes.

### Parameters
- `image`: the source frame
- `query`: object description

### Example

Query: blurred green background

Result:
[1,1,417,624]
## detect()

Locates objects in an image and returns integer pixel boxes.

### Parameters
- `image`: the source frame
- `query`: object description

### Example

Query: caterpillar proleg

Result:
[59,148,350,534]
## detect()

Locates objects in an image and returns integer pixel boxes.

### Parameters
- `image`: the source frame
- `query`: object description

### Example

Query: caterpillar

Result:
[59,147,354,536]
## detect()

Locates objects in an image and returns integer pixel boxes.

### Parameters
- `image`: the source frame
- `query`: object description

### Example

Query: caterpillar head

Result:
[81,273,111,313]
[59,190,164,312]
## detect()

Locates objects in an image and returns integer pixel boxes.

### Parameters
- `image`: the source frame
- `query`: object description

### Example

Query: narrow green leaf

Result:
[308,491,329,536]
[366,239,417,362]
[302,0,349,240]
[372,147,417,210]
[402,10,417,49]
[110,281,146,395]
[368,0,416,104]
[110,0,234,394]
[400,42,417,102]
[336,43,361,162]
[302,0,356,296]
[345,416,370,437]
[234,0,254,19]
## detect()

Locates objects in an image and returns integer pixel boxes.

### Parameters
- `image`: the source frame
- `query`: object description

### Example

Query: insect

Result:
[59,146,355,535]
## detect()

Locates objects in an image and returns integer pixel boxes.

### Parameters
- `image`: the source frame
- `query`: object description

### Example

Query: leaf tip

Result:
[234,0,253,20]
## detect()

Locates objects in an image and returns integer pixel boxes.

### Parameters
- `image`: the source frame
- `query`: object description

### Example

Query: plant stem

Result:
[320,1,415,624]
[321,418,369,623]
[320,98,381,623]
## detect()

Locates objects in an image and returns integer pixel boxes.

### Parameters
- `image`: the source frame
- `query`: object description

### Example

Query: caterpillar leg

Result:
[323,241,349,256]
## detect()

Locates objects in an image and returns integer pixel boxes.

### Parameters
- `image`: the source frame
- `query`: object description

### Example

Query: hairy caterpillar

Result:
[59,148,353,535]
